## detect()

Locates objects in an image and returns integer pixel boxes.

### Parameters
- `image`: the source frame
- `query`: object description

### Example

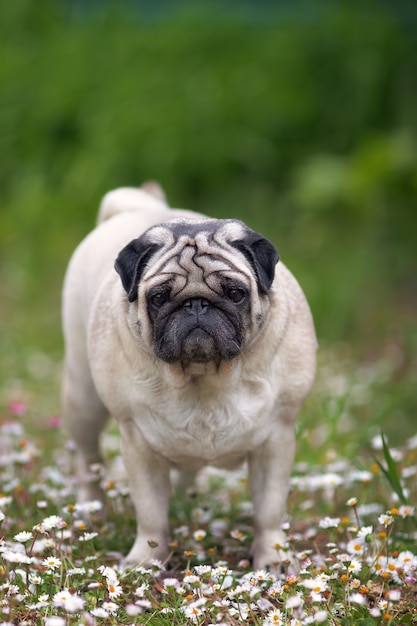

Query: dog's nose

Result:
[183,298,210,317]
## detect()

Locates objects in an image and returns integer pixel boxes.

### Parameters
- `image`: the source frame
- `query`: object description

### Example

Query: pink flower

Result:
[9,401,26,415]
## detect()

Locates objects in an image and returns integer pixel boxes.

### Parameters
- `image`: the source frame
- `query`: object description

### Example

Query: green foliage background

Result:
[0,1,416,411]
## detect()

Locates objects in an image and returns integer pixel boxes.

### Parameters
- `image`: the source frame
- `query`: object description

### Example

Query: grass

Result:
[0,345,416,625]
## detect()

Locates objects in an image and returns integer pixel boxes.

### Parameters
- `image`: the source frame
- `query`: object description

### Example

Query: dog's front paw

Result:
[251,530,296,576]
[122,535,170,570]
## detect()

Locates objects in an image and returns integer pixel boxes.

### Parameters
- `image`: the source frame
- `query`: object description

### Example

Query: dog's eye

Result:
[150,292,169,308]
[226,287,246,304]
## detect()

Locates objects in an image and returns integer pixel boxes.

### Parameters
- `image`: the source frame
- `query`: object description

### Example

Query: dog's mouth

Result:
[154,324,242,365]
[180,327,217,362]
[152,301,244,365]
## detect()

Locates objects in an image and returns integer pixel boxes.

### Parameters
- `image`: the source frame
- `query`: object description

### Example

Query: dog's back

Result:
[96,183,168,225]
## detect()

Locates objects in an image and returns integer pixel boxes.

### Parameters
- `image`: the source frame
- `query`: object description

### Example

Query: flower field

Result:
[1,2,416,623]
[0,350,416,625]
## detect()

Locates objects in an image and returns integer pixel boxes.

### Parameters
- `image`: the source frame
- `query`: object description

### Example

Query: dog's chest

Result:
[135,382,274,465]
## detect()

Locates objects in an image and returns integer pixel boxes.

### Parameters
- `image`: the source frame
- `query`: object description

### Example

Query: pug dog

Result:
[61,183,317,571]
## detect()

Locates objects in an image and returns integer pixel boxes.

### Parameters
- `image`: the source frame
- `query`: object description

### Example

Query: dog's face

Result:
[115,219,279,367]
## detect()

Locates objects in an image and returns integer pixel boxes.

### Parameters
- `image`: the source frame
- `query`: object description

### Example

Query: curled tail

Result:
[97,181,168,225]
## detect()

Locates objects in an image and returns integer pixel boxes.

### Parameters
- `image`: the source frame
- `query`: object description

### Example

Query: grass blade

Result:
[375,430,407,505]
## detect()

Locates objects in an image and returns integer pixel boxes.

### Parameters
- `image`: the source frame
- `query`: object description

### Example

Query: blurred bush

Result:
[0,0,416,359]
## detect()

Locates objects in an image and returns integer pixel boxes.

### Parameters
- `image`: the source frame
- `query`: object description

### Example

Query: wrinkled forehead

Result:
[144,218,247,247]
[142,219,252,288]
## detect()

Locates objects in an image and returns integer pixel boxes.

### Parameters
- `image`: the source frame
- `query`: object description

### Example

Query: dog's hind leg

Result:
[61,352,109,505]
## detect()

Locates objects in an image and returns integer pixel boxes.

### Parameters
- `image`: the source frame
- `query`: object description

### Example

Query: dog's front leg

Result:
[118,419,171,568]
[249,415,297,572]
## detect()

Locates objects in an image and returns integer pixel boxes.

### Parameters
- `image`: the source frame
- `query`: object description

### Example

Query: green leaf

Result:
[375,430,407,505]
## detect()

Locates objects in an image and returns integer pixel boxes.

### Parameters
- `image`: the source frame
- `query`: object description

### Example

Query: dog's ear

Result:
[115,238,162,302]
[231,231,279,293]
